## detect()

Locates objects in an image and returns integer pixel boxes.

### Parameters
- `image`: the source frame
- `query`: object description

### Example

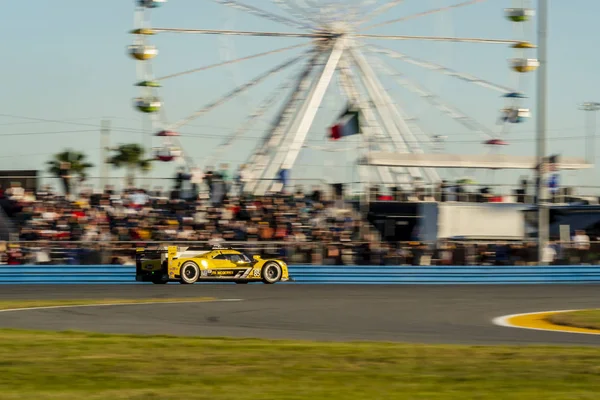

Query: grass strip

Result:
[0,300,599,399]
[0,297,217,311]
[0,329,598,400]
[547,309,600,331]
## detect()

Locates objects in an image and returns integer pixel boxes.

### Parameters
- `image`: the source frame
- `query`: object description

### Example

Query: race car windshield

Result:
[239,253,252,263]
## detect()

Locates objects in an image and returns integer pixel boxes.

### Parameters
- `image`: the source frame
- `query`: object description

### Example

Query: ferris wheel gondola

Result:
[128,44,158,61]
[489,0,536,153]
[504,92,527,99]
[505,7,535,22]
[500,107,531,124]
[153,128,181,161]
[136,80,161,87]
[510,58,540,73]
[484,139,509,147]
[137,0,167,8]
[134,96,162,113]
[155,130,179,137]
[154,146,182,162]
[127,0,538,193]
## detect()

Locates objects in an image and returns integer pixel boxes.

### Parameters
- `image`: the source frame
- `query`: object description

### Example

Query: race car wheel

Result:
[261,262,282,284]
[180,261,200,284]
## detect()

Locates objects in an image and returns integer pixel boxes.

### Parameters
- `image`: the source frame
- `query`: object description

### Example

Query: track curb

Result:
[492,309,600,335]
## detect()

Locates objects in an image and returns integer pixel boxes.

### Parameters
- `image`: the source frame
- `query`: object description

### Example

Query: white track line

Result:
[492,309,600,336]
[0,299,244,314]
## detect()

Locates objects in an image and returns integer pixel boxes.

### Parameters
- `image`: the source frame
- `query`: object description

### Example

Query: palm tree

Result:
[106,144,153,187]
[47,150,94,195]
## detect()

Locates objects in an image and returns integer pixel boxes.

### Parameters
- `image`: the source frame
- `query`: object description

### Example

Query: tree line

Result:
[47,143,153,195]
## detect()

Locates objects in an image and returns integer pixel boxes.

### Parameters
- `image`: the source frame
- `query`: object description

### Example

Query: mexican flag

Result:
[329,107,360,140]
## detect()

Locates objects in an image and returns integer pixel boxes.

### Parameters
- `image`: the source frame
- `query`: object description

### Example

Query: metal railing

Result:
[1,175,334,197]
[355,184,600,205]
[1,240,598,266]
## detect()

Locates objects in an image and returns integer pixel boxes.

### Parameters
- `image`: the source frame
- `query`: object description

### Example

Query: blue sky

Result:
[1,0,599,193]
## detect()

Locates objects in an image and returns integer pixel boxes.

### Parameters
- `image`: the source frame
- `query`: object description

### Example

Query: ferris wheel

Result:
[128,0,538,195]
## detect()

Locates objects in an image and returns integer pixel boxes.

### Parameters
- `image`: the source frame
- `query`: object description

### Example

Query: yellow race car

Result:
[135,245,291,285]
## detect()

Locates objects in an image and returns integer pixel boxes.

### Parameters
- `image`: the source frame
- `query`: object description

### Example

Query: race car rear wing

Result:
[136,245,178,263]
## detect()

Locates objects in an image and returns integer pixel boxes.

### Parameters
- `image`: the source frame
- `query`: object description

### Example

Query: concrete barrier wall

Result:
[1,265,600,284]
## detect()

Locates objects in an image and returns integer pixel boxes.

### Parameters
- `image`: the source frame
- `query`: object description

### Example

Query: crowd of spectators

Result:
[1,165,598,266]
[0,165,374,264]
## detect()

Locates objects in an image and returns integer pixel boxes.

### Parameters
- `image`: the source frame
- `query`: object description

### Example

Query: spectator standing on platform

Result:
[190,167,204,200]
[548,173,559,203]
[219,163,231,195]
[573,230,590,263]
[210,170,225,206]
[203,167,214,197]
[235,164,250,197]
[173,167,191,200]
[542,241,557,264]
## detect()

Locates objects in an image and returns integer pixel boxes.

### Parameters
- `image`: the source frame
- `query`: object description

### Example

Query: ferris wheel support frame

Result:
[154,42,309,81]
[155,51,307,171]
[366,45,514,94]
[350,47,440,184]
[204,69,302,169]
[132,0,541,199]
[253,48,329,195]
[365,55,444,151]
[348,59,419,187]
[257,41,408,194]
[281,39,345,170]
[253,39,345,195]
[336,70,372,190]
[366,50,495,142]
[271,0,313,23]
[348,47,428,184]
[355,0,406,27]
[243,55,323,193]
[209,0,315,31]
[258,52,326,188]
[359,0,489,32]
[167,51,308,132]
[337,52,413,189]
[337,56,403,189]
[244,50,325,194]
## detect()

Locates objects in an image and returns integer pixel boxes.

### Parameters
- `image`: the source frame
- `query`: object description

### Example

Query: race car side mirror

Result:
[253,255,260,261]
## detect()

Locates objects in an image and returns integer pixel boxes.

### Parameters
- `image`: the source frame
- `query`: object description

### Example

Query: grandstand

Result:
[1,169,599,267]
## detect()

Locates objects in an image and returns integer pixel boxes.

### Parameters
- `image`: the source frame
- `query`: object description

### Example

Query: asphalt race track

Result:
[0,284,598,345]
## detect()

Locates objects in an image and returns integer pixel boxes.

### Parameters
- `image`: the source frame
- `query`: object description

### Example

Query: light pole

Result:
[579,102,600,164]
[536,0,549,264]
